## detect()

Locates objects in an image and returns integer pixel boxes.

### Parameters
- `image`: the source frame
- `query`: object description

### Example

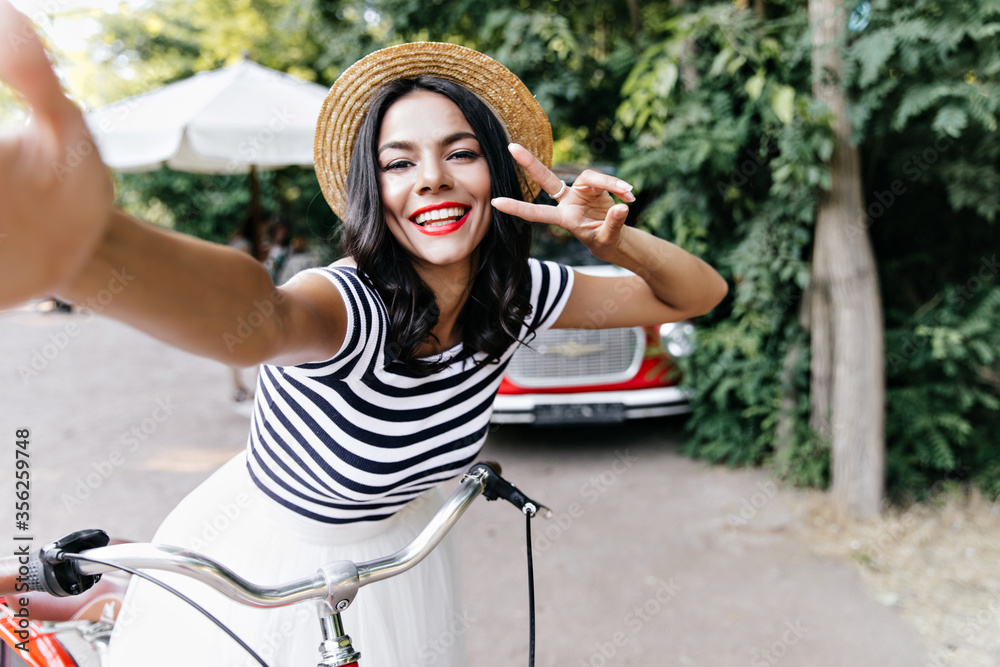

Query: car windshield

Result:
[530,226,608,266]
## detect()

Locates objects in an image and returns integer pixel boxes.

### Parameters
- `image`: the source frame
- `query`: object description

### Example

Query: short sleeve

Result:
[526,258,575,335]
[288,266,369,372]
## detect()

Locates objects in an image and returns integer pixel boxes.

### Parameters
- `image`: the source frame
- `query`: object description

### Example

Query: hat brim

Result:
[314,42,553,220]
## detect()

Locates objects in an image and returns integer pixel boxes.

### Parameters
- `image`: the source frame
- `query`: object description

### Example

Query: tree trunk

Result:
[734,0,765,16]
[808,0,885,517]
[774,327,803,458]
[627,0,642,45]
[670,0,699,90]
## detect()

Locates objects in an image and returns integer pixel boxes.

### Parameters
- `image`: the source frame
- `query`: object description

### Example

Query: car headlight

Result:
[659,321,695,358]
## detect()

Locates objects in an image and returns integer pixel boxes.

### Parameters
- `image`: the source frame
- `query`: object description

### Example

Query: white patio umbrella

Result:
[85,58,332,255]
[86,57,329,173]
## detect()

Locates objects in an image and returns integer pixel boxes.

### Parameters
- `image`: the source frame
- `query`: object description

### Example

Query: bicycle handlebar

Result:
[70,542,345,607]
[355,464,487,586]
[26,461,546,613]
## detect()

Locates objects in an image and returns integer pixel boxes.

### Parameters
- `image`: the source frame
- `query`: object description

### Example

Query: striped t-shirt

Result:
[246,258,574,523]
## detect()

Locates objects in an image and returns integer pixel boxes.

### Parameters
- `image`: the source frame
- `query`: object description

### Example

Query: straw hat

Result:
[314,42,553,220]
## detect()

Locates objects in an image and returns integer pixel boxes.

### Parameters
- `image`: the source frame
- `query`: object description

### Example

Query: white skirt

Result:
[106,453,464,667]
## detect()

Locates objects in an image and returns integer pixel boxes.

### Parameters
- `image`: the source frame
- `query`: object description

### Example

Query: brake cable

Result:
[471,462,550,667]
[26,533,270,667]
[525,508,537,667]
[63,552,270,667]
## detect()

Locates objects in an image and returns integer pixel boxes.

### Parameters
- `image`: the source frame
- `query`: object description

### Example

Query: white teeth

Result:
[414,206,468,225]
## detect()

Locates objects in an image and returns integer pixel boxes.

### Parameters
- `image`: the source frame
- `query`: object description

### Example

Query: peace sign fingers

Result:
[507,142,635,204]
[492,143,635,260]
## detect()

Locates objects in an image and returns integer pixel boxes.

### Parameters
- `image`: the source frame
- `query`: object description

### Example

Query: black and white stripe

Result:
[246,258,573,523]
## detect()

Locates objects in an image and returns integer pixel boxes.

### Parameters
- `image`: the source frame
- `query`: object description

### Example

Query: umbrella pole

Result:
[249,164,264,261]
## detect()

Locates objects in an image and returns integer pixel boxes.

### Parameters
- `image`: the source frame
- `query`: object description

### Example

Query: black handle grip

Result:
[30,529,110,597]
[470,462,550,517]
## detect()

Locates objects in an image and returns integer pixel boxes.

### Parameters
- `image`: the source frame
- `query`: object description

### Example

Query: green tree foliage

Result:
[844,0,1000,500]
[884,284,1000,500]
[617,0,1000,501]
[94,0,340,89]
[616,3,833,488]
[622,0,1000,500]
[114,166,336,255]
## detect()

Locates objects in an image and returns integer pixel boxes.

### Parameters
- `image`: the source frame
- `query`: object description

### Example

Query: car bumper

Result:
[490,386,692,425]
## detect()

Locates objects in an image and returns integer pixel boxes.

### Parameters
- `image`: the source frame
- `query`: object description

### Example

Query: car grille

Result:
[507,327,645,388]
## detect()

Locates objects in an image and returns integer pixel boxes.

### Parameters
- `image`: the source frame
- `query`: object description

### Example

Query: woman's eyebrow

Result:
[440,131,478,146]
[378,140,414,155]
[377,132,480,156]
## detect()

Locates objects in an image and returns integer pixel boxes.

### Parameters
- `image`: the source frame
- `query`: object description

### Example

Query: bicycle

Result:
[1,462,549,667]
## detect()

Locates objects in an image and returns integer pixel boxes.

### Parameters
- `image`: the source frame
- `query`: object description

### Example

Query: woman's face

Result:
[376,90,492,274]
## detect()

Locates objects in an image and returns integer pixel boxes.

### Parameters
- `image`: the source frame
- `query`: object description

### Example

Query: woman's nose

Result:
[415,157,452,193]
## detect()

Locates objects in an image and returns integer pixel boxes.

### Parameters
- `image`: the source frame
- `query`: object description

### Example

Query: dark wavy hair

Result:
[340,76,535,375]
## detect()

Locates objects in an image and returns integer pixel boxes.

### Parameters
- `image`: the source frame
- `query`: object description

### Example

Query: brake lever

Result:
[469,461,552,518]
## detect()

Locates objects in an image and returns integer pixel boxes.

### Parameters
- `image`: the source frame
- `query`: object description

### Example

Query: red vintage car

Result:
[492,243,695,426]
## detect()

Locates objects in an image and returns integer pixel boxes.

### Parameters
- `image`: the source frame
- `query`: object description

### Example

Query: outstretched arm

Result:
[56,210,348,367]
[492,144,728,328]
[0,3,345,367]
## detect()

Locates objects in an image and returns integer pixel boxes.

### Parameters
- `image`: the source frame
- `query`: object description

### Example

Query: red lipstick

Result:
[408,201,472,236]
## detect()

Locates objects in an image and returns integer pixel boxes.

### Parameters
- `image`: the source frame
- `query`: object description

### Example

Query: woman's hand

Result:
[491,143,635,261]
[493,142,728,328]
[0,0,113,308]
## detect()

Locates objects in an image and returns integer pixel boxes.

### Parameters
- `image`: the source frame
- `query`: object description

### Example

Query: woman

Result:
[0,8,727,666]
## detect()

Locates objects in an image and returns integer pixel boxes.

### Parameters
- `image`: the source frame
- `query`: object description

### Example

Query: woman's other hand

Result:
[0,0,113,308]
[493,142,728,327]
[490,142,635,261]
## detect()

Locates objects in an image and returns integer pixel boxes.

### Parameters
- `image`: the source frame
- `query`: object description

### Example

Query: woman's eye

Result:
[382,159,411,171]
[449,150,480,160]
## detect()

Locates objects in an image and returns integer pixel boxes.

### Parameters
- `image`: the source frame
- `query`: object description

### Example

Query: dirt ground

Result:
[797,488,1000,666]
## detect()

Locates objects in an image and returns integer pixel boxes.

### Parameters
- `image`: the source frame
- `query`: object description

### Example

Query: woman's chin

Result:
[407,249,477,272]
[395,223,489,270]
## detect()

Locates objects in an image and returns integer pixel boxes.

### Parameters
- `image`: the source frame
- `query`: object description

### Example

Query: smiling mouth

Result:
[409,204,471,227]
